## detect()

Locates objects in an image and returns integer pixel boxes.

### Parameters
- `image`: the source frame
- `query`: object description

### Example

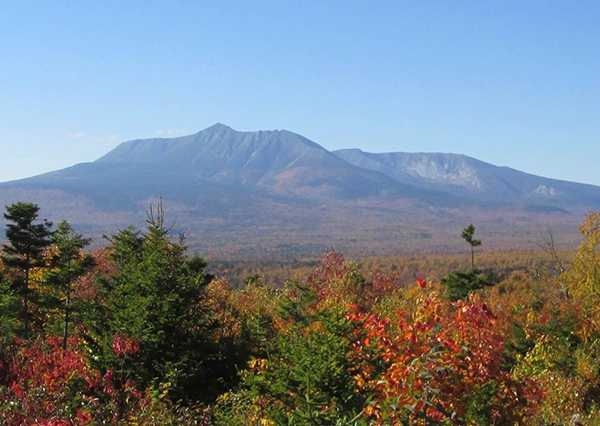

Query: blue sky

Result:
[1,1,599,185]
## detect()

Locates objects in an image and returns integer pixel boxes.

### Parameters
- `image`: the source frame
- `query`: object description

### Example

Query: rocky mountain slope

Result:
[334,149,600,211]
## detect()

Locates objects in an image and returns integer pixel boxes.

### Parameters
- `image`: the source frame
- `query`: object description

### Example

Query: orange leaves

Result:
[345,294,533,424]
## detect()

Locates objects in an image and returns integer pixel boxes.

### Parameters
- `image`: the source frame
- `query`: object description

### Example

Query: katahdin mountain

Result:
[2,123,599,258]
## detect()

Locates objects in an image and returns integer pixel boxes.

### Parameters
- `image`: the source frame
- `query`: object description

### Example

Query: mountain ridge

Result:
[1,124,598,257]
[333,148,600,209]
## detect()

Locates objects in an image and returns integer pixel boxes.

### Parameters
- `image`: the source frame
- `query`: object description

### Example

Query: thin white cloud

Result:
[70,132,87,139]
[155,128,188,137]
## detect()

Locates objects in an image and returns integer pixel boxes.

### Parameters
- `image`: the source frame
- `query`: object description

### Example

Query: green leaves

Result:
[441,268,493,301]
[89,202,217,403]
[44,220,94,349]
[222,306,365,425]
[2,202,53,337]
[461,224,482,268]
[0,279,19,346]
[461,224,482,248]
[2,202,53,268]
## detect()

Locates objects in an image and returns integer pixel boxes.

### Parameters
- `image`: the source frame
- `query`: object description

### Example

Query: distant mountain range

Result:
[1,124,598,258]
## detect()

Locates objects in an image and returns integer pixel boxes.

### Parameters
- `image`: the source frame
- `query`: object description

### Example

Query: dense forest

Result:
[1,201,599,425]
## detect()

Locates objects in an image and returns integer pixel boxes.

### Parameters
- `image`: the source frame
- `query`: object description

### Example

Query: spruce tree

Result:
[1,202,53,337]
[45,220,94,349]
[461,224,482,269]
[92,202,216,401]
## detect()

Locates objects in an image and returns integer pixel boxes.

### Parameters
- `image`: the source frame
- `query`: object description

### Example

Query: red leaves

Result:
[0,333,149,424]
[417,277,427,288]
[103,368,116,397]
[11,335,95,396]
[308,250,347,286]
[76,408,93,424]
[1,335,98,423]
[11,382,23,397]
[346,294,530,424]
[112,333,140,358]
[369,269,401,298]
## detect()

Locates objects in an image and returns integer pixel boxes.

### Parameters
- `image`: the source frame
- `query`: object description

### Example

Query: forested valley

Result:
[1,201,600,425]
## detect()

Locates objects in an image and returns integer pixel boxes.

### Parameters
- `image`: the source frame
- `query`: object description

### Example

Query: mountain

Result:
[93,123,411,200]
[333,149,600,212]
[1,124,598,258]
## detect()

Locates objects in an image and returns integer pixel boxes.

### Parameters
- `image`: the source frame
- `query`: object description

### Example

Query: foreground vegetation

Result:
[0,202,599,425]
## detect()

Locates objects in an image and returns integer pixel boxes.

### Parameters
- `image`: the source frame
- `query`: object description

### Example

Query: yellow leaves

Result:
[576,351,598,382]
[562,211,600,304]
[215,391,232,405]
[363,403,378,418]
[514,334,571,380]
[580,211,600,241]
[529,371,587,424]
[574,339,600,382]
[412,292,444,326]
[248,357,268,372]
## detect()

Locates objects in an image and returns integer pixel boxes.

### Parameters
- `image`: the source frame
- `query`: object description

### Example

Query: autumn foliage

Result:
[1,205,600,424]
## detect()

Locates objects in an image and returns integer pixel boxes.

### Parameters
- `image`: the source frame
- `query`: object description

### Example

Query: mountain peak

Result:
[201,123,234,132]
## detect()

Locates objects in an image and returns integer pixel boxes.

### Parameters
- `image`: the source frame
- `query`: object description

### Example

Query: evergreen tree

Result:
[90,202,216,401]
[1,202,53,337]
[461,224,482,268]
[45,221,94,349]
[441,268,492,301]
[0,279,19,347]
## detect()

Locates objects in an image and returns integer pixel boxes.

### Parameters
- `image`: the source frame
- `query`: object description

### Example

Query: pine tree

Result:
[45,221,94,349]
[461,224,482,269]
[1,202,53,337]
